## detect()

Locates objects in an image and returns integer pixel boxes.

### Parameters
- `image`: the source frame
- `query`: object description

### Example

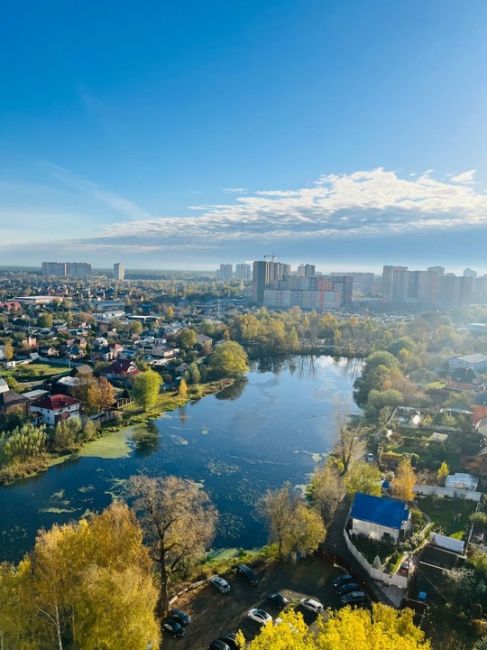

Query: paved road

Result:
[163,556,344,650]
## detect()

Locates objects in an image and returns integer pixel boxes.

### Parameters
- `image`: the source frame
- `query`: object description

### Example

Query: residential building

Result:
[349,492,411,543]
[113,262,125,281]
[41,262,91,279]
[235,263,252,281]
[382,266,409,303]
[252,260,291,304]
[218,264,233,282]
[445,473,479,491]
[463,268,478,279]
[297,264,315,278]
[448,354,487,372]
[30,394,81,426]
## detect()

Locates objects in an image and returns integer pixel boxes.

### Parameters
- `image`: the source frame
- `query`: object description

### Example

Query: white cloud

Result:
[222,187,247,194]
[450,169,476,184]
[93,168,487,252]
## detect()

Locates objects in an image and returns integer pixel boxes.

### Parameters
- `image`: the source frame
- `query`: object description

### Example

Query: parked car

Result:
[332,573,354,589]
[236,563,259,586]
[209,575,231,594]
[266,592,289,609]
[340,591,366,606]
[337,582,361,596]
[300,598,324,614]
[367,452,375,463]
[163,617,185,638]
[169,608,192,626]
[218,633,239,649]
[248,608,273,625]
[209,641,231,650]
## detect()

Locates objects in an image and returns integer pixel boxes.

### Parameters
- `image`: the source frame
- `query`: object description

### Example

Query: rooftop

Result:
[350,492,409,530]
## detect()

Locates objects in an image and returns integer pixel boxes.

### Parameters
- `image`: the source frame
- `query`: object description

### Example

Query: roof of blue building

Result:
[350,492,409,530]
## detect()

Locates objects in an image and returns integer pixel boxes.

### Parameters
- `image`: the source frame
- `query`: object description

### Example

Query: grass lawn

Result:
[0,362,71,380]
[417,496,476,539]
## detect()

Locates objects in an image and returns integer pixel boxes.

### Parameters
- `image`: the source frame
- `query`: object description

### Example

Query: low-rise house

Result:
[350,492,411,543]
[102,358,139,379]
[445,473,478,491]
[447,367,481,391]
[30,394,81,426]
[448,354,487,372]
[0,379,29,417]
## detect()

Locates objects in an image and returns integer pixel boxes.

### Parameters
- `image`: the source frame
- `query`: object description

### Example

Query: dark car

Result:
[219,633,239,649]
[337,582,361,596]
[236,563,259,586]
[209,641,231,650]
[340,591,366,606]
[169,608,192,626]
[332,573,354,589]
[266,592,289,609]
[163,617,185,638]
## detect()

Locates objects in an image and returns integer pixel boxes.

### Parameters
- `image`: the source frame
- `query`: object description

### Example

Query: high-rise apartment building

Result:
[297,264,316,278]
[113,263,125,281]
[235,263,252,281]
[382,266,409,303]
[42,262,91,279]
[252,260,290,304]
[463,268,478,279]
[218,264,233,282]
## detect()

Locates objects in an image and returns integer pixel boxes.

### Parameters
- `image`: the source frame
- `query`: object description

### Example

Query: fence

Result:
[413,484,482,502]
[343,531,408,589]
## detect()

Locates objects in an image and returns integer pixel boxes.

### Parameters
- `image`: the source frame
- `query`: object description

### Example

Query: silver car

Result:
[208,574,231,594]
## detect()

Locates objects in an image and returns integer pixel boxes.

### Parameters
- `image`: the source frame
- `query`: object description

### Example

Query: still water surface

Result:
[0,356,361,562]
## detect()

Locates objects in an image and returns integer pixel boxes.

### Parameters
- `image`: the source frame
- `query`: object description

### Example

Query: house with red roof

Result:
[30,393,81,426]
[102,358,139,379]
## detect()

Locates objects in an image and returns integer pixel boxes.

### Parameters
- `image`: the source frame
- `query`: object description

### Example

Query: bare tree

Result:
[129,475,217,615]
[309,462,344,525]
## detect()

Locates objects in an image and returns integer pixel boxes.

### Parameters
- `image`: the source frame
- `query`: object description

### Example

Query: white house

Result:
[30,394,81,426]
[445,473,479,491]
[350,492,411,543]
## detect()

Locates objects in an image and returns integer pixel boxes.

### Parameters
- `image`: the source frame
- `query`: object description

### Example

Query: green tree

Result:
[131,369,162,410]
[208,341,249,379]
[176,328,198,350]
[344,461,382,496]
[37,313,53,328]
[188,362,201,385]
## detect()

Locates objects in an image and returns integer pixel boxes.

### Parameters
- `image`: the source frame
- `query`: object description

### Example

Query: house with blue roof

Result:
[350,492,411,543]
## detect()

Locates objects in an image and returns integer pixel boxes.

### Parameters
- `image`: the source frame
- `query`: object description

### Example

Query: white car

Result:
[300,597,324,614]
[248,608,273,625]
[208,575,231,594]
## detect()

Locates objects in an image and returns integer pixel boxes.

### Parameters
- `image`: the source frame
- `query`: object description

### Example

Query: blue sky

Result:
[1,0,487,271]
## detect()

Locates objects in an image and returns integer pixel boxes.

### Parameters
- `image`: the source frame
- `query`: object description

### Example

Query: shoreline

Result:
[0,377,237,486]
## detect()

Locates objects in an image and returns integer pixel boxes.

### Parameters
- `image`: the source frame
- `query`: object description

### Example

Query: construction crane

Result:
[264,253,277,262]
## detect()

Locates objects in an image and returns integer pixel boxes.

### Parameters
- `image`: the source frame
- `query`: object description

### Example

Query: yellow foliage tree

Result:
[437,461,449,485]
[393,458,416,501]
[240,605,431,650]
[0,502,160,650]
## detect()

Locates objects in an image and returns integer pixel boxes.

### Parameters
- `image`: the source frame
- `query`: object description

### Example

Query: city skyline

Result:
[2,1,487,269]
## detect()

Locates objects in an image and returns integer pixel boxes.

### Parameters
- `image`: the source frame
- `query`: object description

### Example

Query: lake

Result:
[0,356,361,562]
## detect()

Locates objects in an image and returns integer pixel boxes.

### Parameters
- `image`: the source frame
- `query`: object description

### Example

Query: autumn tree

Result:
[309,461,343,525]
[176,328,197,350]
[437,460,449,485]
[344,461,382,496]
[178,378,188,398]
[2,340,14,361]
[258,484,325,560]
[99,377,115,410]
[0,502,159,650]
[238,604,431,649]
[393,458,416,501]
[129,475,217,614]
[131,369,162,410]
[334,417,366,475]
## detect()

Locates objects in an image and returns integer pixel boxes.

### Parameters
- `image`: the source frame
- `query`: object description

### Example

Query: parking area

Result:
[163,556,345,649]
